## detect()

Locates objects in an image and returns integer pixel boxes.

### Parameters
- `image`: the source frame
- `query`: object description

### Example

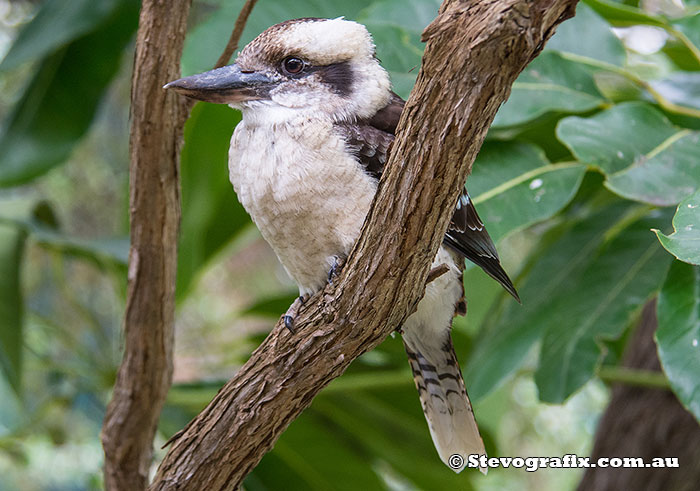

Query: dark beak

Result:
[163,64,274,103]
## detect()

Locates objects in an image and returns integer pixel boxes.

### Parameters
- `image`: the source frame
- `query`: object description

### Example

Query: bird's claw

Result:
[327,255,346,284]
[283,315,296,334]
[282,295,309,334]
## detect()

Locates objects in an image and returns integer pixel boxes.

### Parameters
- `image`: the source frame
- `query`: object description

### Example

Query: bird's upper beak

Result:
[163,64,274,103]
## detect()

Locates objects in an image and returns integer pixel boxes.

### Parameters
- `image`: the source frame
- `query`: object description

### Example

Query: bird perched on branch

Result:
[165,17,519,473]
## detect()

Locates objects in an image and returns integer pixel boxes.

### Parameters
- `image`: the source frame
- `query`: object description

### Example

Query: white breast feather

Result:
[229,111,376,295]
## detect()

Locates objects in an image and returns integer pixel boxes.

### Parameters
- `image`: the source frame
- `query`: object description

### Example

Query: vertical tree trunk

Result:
[578,300,700,491]
[101,1,192,489]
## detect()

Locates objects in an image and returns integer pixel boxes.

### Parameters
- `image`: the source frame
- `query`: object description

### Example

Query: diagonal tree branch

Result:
[150,0,578,488]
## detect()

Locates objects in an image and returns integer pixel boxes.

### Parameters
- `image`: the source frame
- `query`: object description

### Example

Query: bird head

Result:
[165,17,392,122]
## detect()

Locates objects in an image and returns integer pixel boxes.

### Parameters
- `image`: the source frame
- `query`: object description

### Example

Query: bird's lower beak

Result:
[163,64,273,103]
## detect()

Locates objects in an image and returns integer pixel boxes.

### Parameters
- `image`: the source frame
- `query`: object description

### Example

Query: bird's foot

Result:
[283,294,310,334]
[327,255,346,284]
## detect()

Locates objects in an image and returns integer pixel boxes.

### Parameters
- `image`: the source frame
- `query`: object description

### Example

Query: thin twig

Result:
[426,263,450,283]
[597,366,671,390]
[214,0,259,69]
[178,0,259,125]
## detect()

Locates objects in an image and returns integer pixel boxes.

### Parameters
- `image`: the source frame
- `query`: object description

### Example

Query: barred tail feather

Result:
[403,337,486,473]
[402,246,487,472]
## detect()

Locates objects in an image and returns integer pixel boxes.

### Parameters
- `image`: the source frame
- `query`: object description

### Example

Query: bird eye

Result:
[282,56,305,75]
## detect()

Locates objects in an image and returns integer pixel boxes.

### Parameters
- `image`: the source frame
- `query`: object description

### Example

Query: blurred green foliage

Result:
[0,0,698,489]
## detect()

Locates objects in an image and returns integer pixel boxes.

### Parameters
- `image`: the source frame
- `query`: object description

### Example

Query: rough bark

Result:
[577,300,700,491]
[101,1,193,489]
[150,0,578,489]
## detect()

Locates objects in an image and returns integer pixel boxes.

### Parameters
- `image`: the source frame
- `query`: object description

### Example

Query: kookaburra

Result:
[165,17,518,472]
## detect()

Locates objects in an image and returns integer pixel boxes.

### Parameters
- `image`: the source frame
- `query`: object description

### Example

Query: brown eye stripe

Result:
[277,57,354,97]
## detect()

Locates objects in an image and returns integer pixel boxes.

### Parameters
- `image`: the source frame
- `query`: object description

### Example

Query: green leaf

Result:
[0,0,139,186]
[606,130,700,206]
[650,73,700,111]
[469,142,587,242]
[559,103,700,207]
[177,103,251,299]
[358,0,441,98]
[656,261,700,422]
[363,23,422,99]
[583,1,700,69]
[492,52,606,128]
[546,2,626,66]
[655,190,700,265]
[672,14,700,66]
[311,392,475,489]
[663,39,700,73]
[0,0,122,71]
[358,0,440,33]
[593,71,647,102]
[0,198,128,269]
[465,202,663,401]
[31,229,129,269]
[0,223,26,394]
[535,208,673,403]
[583,0,666,27]
[557,102,680,172]
[0,372,25,434]
[249,414,388,491]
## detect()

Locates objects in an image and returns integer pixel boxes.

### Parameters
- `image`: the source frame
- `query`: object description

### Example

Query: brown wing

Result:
[445,191,520,301]
[368,91,405,134]
[338,123,393,180]
[337,93,519,301]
